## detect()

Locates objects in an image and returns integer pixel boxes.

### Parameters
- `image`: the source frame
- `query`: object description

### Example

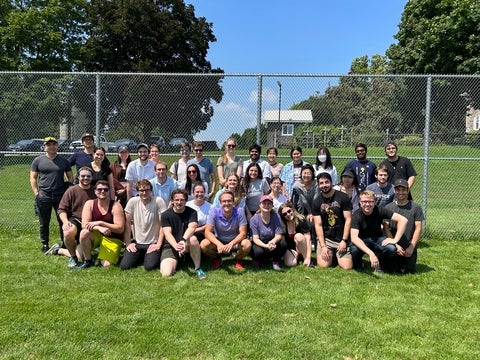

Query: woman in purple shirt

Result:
[250,195,288,271]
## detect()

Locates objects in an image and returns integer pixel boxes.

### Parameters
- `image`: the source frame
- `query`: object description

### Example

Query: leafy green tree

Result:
[387,0,480,74]
[0,0,87,71]
[76,0,224,141]
[386,0,480,141]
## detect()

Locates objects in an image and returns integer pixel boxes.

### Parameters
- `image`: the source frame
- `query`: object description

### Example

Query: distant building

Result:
[263,110,313,148]
[465,106,480,132]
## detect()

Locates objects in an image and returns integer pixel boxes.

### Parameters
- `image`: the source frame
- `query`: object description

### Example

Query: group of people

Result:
[30,134,423,279]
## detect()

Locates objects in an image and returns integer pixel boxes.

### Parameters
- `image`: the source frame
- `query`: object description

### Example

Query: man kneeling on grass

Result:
[350,189,408,273]
[160,189,206,279]
[77,180,125,269]
[201,190,251,271]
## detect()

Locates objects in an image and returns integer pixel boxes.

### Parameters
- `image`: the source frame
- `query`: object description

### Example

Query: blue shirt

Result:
[149,176,178,205]
[207,207,247,243]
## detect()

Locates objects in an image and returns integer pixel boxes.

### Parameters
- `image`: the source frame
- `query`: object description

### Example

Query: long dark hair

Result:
[185,163,202,194]
[315,146,333,169]
[244,162,263,190]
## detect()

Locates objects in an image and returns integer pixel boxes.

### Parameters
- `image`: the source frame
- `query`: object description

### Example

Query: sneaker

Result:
[195,268,207,280]
[272,261,281,271]
[374,267,384,274]
[41,244,49,254]
[44,243,61,256]
[234,259,245,271]
[75,260,94,270]
[67,257,78,269]
[212,257,222,270]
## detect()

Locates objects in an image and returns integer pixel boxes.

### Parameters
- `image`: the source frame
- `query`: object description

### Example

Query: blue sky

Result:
[186,0,408,142]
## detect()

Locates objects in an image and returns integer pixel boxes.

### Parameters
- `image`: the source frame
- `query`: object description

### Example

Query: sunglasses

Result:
[96,188,109,192]
[194,149,203,152]
[188,170,197,174]
[282,209,293,216]
[227,144,236,148]
[79,174,92,178]
[180,148,190,152]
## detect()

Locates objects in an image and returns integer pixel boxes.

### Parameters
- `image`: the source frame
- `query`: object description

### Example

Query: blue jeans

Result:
[350,236,396,272]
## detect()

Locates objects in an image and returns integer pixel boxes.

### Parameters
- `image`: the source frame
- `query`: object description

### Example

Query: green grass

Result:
[0,233,479,359]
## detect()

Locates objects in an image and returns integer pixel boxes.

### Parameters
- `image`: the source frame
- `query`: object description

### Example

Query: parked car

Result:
[165,137,188,152]
[69,135,113,151]
[108,138,137,152]
[7,139,44,152]
[41,139,73,152]
[57,139,73,152]
[150,135,166,149]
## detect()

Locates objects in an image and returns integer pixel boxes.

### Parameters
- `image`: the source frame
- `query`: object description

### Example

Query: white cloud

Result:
[248,88,278,104]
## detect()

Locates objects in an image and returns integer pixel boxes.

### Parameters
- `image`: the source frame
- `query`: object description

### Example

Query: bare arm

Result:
[30,170,39,197]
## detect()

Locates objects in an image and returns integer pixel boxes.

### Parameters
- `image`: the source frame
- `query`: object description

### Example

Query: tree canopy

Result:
[0,0,223,146]
[387,0,480,74]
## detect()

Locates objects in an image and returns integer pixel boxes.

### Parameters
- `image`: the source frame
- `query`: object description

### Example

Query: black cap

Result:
[393,179,409,188]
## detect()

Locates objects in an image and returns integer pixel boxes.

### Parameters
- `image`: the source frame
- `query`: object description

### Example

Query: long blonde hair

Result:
[278,201,306,228]
[220,137,237,164]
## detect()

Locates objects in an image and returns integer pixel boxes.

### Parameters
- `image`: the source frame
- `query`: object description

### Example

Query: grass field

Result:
[0,146,479,359]
[1,145,479,239]
[0,232,479,359]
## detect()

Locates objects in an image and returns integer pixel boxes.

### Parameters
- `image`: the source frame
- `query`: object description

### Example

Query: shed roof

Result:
[263,110,313,123]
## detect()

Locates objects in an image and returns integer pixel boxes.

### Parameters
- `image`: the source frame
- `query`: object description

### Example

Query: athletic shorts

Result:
[93,232,124,265]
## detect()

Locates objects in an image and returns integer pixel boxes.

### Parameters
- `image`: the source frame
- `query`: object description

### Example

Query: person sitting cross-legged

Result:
[201,190,251,271]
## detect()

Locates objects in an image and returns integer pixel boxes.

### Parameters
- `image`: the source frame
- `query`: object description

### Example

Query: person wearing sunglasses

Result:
[217,138,243,189]
[30,136,74,254]
[179,164,209,201]
[57,167,97,268]
[186,141,216,199]
[169,141,191,181]
[77,180,125,269]
[278,201,312,267]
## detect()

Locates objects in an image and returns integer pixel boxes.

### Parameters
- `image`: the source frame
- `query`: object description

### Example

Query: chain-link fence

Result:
[1,72,479,240]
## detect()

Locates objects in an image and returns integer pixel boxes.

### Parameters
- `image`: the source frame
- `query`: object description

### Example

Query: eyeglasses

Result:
[194,149,203,152]
[79,174,92,178]
[96,188,109,192]
[138,189,151,193]
[188,170,197,174]
[227,144,236,148]
[282,209,293,216]
[360,200,375,204]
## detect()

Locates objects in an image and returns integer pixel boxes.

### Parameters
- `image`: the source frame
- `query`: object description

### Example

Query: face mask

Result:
[318,155,327,163]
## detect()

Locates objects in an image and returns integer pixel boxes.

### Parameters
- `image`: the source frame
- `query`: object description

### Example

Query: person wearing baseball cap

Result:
[385,178,424,274]
[249,194,287,271]
[125,143,156,199]
[31,136,73,253]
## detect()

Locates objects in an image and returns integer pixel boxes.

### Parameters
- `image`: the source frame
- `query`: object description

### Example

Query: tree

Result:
[387,0,480,74]
[76,0,224,140]
[0,0,87,71]
[386,0,480,141]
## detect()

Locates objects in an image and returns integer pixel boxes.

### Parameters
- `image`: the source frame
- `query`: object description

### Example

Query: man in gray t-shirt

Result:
[30,137,73,253]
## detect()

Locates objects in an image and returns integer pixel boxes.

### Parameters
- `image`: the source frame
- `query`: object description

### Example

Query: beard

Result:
[320,186,332,194]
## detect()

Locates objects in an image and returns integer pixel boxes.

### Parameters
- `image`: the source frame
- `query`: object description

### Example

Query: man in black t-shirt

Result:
[161,189,206,279]
[350,189,408,273]
[312,172,353,269]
